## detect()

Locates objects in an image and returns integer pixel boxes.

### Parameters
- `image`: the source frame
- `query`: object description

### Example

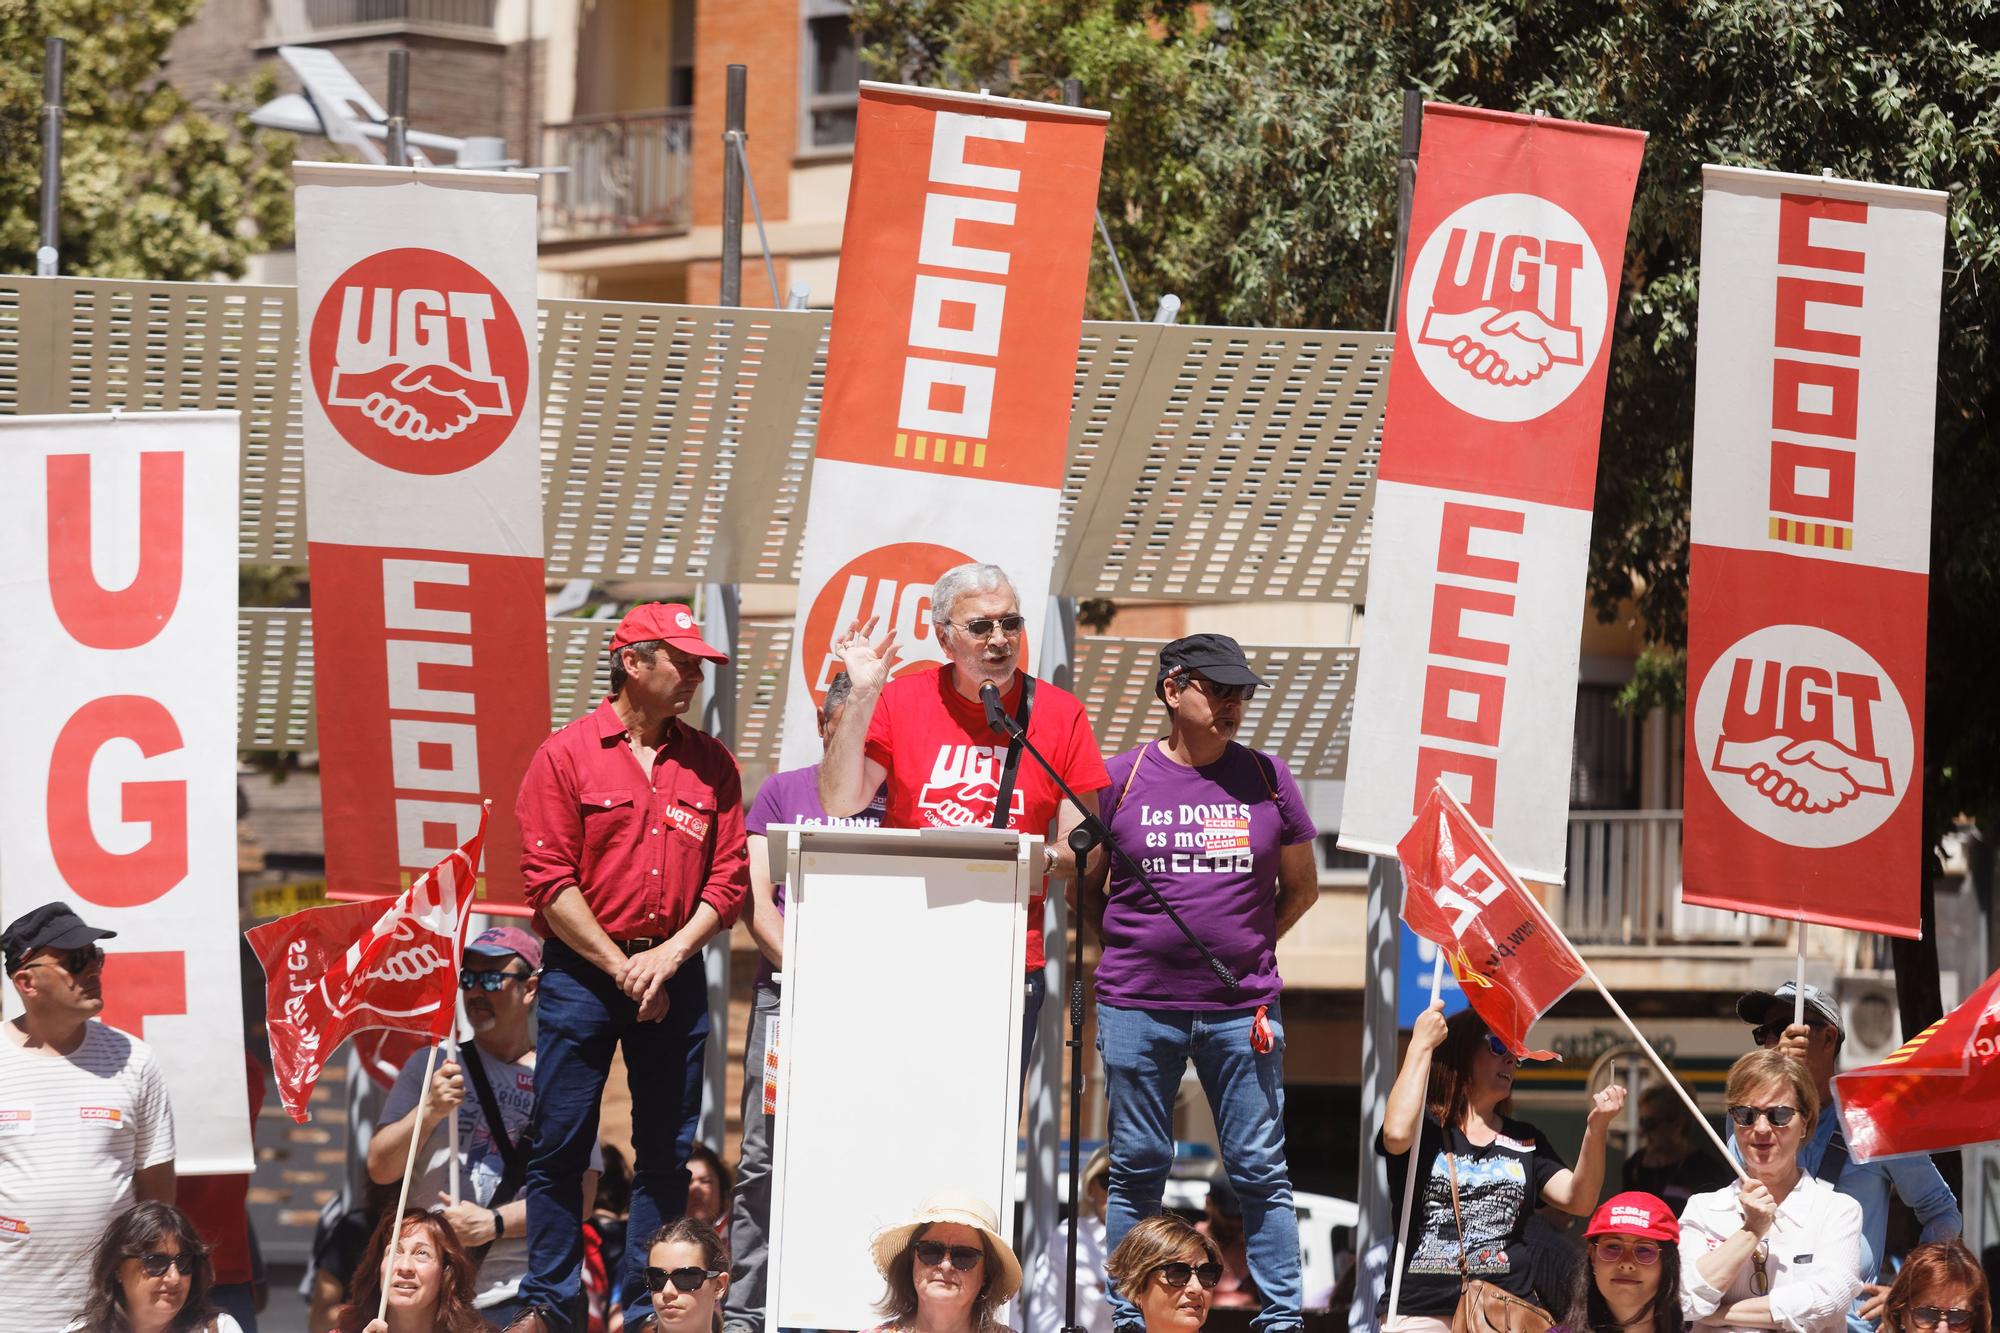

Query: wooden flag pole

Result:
[1794,922,1809,1028]
[1384,949,1445,1325]
[380,1039,440,1323]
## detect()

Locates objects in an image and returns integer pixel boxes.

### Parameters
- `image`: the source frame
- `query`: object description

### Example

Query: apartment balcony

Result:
[538,111,694,243]
[266,0,498,39]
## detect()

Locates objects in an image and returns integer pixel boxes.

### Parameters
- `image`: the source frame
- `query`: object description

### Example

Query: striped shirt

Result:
[0,1021,176,1333]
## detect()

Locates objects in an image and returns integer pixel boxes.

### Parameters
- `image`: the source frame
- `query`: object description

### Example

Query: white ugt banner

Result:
[0,411,252,1174]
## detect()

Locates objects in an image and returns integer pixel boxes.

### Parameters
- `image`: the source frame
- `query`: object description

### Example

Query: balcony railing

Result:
[268,0,498,36]
[1557,809,1789,947]
[539,111,693,242]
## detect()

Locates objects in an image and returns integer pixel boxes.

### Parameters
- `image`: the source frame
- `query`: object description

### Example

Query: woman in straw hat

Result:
[866,1191,1023,1333]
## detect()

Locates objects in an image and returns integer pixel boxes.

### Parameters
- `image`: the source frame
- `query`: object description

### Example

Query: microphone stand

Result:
[981,683,1238,1333]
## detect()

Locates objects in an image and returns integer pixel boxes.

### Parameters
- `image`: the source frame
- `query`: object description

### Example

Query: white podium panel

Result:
[767,825,1035,1333]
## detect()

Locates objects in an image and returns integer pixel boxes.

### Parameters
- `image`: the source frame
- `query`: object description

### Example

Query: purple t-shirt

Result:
[1096,741,1316,1010]
[744,763,885,986]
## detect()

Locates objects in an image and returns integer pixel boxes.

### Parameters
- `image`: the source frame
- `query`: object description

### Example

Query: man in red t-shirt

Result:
[819,561,1109,1078]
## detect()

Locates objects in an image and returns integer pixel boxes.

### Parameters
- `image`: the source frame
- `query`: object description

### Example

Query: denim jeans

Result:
[519,937,710,1327]
[722,980,781,1333]
[1097,1001,1301,1333]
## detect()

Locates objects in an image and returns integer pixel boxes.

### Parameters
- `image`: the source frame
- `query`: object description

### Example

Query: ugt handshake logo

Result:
[309,247,529,475]
[1692,624,1914,848]
[1405,193,1609,423]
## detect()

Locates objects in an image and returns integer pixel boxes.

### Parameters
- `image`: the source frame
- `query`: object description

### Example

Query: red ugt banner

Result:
[1398,781,1585,1060]
[249,808,484,1122]
[1835,967,2000,1162]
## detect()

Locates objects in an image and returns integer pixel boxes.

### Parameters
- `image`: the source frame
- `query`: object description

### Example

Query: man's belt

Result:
[612,936,665,955]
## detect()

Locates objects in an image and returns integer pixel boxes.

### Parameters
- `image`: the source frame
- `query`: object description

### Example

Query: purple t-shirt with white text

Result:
[744,763,885,986]
[1096,741,1316,1010]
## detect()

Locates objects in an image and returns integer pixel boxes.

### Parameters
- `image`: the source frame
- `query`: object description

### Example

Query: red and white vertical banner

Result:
[295,163,548,911]
[0,411,252,1174]
[1682,168,1945,936]
[1339,106,1646,880]
[779,82,1108,766]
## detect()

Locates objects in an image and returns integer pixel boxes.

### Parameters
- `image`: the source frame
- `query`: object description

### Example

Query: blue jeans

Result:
[1097,1001,1301,1333]
[519,937,710,1327]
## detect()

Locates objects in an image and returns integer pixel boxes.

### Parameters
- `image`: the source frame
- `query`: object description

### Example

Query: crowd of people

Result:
[0,566,1987,1333]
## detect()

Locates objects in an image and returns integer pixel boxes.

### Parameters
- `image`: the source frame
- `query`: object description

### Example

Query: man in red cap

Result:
[510,602,748,1332]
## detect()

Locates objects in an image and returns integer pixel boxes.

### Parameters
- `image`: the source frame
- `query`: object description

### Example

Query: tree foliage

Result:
[0,0,294,280]
[855,0,2000,834]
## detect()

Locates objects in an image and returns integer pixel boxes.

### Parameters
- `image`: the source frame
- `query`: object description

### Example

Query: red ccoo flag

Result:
[1397,781,1584,1060]
[248,805,486,1122]
[1835,966,2000,1163]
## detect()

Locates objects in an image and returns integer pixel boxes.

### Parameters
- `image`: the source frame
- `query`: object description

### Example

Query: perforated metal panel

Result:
[1069,636,1358,780]
[1057,326,1391,602]
[238,608,317,750]
[547,616,618,721]
[731,619,796,766]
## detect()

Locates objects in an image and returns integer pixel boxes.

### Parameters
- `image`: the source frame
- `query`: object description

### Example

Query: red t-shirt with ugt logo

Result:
[864,665,1109,969]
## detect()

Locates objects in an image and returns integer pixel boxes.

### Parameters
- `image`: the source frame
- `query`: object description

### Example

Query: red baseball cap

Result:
[607,602,728,663]
[1584,1192,1680,1244]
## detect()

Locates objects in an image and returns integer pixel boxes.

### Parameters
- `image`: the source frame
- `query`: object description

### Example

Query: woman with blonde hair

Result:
[865,1192,1023,1333]
[1678,1048,1862,1333]
[1104,1213,1225,1333]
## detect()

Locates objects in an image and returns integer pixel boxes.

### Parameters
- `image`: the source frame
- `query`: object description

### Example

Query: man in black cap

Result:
[1,902,177,1333]
[1080,633,1319,1333]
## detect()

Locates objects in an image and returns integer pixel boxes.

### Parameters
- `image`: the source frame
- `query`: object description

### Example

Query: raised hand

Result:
[1411,999,1450,1054]
[1587,1083,1628,1123]
[834,614,902,694]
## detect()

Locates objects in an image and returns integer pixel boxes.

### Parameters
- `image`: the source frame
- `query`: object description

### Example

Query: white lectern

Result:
[765,824,1039,1333]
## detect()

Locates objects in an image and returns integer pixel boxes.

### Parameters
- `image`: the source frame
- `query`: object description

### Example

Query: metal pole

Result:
[386,49,410,167]
[1383,89,1422,332]
[721,65,747,307]
[38,38,65,276]
[696,582,741,1151]
[1152,295,1181,324]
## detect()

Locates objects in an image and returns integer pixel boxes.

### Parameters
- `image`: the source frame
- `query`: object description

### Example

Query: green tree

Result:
[0,0,294,279]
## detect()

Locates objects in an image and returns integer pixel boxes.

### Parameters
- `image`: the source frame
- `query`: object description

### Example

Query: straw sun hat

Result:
[869,1190,1024,1305]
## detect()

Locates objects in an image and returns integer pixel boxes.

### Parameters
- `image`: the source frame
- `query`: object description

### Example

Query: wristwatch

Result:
[1043,845,1059,874]
[490,1208,506,1240]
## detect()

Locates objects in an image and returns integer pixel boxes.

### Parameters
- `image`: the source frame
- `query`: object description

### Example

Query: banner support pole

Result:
[720,64,746,307]
[1383,951,1443,1326]
[385,49,409,167]
[1795,921,1808,1027]
[38,38,64,276]
[381,1039,439,1324]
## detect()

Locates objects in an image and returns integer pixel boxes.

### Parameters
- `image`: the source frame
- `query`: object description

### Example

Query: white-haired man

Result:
[819,561,1109,1073]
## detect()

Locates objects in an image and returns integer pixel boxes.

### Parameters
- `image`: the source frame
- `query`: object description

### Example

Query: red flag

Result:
[248,806,485,1122]
[1396,781,1584,1060]
[1835,967,2000,1163]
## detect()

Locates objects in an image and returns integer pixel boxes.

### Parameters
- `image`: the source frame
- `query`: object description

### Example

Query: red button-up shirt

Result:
[516,698,748,940]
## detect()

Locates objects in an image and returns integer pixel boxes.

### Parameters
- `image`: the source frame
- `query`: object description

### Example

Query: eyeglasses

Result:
[1153,1261,1225,1291]
[132,1251,198,1278]
[913,1240,984,1271]
[29,945,103,975]
[1750,1247,1769,1296]
[1908,1308,1976,1331]
[644,1266,724,1294]
[949,615,1027,638]
[1752,1019,1827,1047]
[1727,1104,1801,1129]
[459,968,533,992]
[1589,1239,1661,1266]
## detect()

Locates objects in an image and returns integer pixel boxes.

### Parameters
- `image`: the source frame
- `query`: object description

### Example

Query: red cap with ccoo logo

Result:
[608,602,729,663]
[1584,1191,1679,1244]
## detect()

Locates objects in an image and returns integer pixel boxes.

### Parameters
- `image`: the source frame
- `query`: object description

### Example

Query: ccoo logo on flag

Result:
[307,247,530,475]
[1692,623,1914,848]
[1404,192,1609,423]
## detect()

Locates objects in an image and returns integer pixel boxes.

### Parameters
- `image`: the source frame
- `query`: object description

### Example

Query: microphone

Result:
[979,680,1013,737]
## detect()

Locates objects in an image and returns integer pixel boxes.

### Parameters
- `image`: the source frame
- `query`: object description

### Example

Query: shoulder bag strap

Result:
[1445,1150,1472,1288]
[988,676,1036,830]
[460,1044,529,1201]
[1110,740,1151,819]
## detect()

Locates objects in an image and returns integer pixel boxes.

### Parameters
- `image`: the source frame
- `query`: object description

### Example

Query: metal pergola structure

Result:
[0,274,1388,777]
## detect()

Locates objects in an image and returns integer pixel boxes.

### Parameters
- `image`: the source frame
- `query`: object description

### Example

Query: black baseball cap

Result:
[1156,633,1264,699]
[1735,980,1843,1033]
[3,903,117,975]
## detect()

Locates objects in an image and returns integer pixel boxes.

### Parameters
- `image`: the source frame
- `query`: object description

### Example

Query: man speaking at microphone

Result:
[820,561,1109,1075]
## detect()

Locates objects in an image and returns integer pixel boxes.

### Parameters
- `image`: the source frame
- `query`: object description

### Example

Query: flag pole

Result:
[1794,921,1808,1028]
[444,804,487,1206]
[380,1038,440,1324]
[1384,949,1444,1326]
[1427,781,1748,1182]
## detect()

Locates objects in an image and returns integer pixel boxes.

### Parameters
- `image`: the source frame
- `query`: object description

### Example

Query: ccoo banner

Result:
[1339,105,1646,881]
[295,163,549,913]
[1682,167,1946,937]
[778,82,1108,766]
[0,411,252,1174]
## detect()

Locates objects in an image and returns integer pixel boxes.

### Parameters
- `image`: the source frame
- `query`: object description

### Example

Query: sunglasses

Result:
[1590,1239,1661,1266]
[1154,1261,1225,1290]
[459,968,533,992]
[30,944,103,975]
[1483,1034,1518,1060]
[644,1265,723,1294]
[1752,1019,1826,1047]
[914,1240,984,1271]
[1728,1104,1800,1129]
[132,1251,198,1278]
[1909,1308,1977,1331]
[1185,675,1257,702]
[950,615,1027,638]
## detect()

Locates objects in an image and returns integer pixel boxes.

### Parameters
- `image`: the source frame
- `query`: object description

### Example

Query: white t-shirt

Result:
[382,1042,601,1310]
[0,1021,176,1333]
